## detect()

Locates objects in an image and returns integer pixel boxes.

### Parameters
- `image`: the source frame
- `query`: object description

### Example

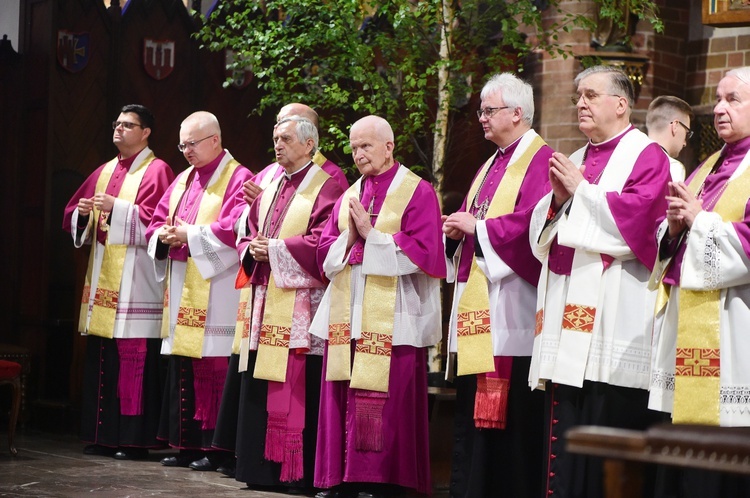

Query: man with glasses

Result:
[528,65,670,497]
[210,103,348,479]
[232,116,343,493]
[442,73,553,498]
[647,95,695,181]
[145,111,253,471]
[649,67,750,498]
[63,104,175,460]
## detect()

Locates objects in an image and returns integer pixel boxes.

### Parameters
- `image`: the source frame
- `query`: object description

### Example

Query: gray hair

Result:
[480,73,534,126]
[726,66,750,86]
[574,65,635,109]
[277,116,319,156]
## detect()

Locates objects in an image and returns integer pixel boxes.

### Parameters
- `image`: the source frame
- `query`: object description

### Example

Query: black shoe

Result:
[83,444,116,456]
[216,464,236,478]
[189,456,219,471]
[161,453,199,467]
[113,447,149,460]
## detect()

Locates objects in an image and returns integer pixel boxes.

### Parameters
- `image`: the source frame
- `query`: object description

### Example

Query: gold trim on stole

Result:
[456,136,546,375]
[672,151,750,425]
[326,167,422,392]
[86,152,155,337]
[166,158,241,358]
[253,167,330,382]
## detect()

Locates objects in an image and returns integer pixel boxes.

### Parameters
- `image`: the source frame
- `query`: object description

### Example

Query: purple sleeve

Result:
[133,159,175,227]
[322,160,350,192]
[732,200,750,259]
[392,179,447,278]
[284,178,345,282]
[209,165,255,248]
[62,163,107,232]
[484,146,553,285]
[606,142,671,271]
[144,173,181,243]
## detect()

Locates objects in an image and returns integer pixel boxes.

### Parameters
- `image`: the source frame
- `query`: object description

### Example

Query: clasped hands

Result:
[77,192,116,216]
[549,152,585,209]
[158,216,189,249]
[665,181,702,238]
[347,197,373,249]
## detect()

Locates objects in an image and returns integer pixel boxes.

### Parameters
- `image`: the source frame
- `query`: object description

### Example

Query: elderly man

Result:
[649,67,750,498]
[311,115,446,498]
[212,104,348,479]
[63,104,174,460]
[146,111,253,470]
[233,116,343,492]
[443,73,552,498]
[528,66,670,498]
[647,95,695,181]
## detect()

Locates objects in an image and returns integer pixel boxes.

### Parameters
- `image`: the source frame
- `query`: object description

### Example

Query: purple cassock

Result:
[454,138,552,285]
[663,136,750,285]
[547,126,669,276]
[314,163,446,496]
[448,136,552,498]
[145,150,250,257]
[62,149,174,451]
[233,162,343,489]
[144,150,253,452]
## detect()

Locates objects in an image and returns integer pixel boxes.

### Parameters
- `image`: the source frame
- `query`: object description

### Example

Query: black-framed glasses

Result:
[112,121,143,130]
[476,106,509,119]
[177,134,216,152]
[570,90,622,106]
[673,120,694,140]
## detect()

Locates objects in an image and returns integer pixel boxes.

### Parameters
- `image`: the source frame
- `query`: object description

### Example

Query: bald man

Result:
[146,111,253,470]
[310,116,446,497]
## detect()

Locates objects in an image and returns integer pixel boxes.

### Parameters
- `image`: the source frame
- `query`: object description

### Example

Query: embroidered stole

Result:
[672,151,750,425]
[325,167,420,393]
[233,164,283,356]
[536,130,649,387]
[164,157,241,358]
[84,150,155,337]
[253,166,329,382]
[457,136,545,376]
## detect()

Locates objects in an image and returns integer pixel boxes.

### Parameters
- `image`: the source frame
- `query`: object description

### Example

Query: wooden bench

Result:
[566,423,750,498]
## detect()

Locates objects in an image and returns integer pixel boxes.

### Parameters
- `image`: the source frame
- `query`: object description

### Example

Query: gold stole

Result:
[672,151,750,424]
[253,167,329,382]
[456,136,546,375]
[326,167,421,393]
[233,162,284,354]
[165,158,241,358]
[84,151,155,337]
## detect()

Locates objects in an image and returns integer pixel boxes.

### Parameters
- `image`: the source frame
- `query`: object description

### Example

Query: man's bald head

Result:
[349,115,395,177]
[277,103,319,129]
[181,111,222,139]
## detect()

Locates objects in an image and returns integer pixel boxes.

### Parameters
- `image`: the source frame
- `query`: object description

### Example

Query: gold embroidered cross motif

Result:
[562,303,596,333]
[259,324,290,348]
[176,306,207,328]
[356,330,392,356]
[328,323,351,346]
[456,309,491,337]
[676,348,720,377]
[93,288,118,309]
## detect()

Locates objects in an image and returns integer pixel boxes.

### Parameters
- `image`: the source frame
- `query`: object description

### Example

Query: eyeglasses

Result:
[112,121,143,130]
[570,90,623,106]
[476,106,509,119]
[673,120,694,140]
[177,134,216,152]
